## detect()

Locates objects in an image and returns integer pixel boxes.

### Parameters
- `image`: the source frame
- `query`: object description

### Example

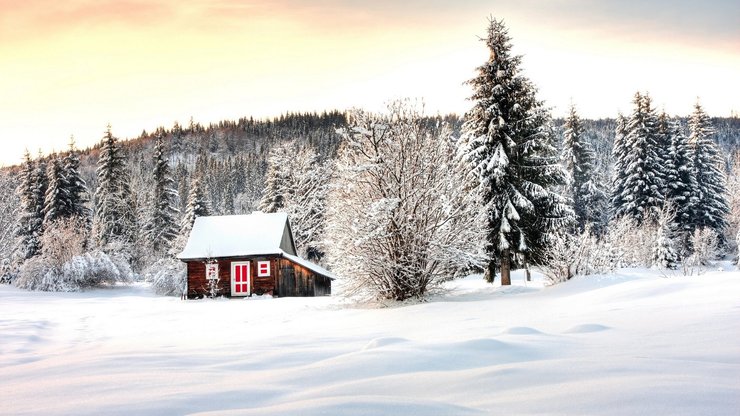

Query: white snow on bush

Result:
[1,268,739,415]
[13,250,133,292]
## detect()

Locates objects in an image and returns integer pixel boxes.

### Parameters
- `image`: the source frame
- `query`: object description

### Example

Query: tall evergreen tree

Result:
[689,102,729,237]
[610,113,629,217]
[42,156,70,227]
[459,18,572,285]
[94,126,137,249]
[143,134,180,257]
[561,103,605,231]
[15,151,44,259]
[63,137,91,227]
[181,176,210,235]
[258,148,291,213]
[614,92,664,224]
[655,112,674,198]
[664,117,697,236]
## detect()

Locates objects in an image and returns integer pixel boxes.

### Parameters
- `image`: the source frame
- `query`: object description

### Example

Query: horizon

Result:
[2,0,738,166]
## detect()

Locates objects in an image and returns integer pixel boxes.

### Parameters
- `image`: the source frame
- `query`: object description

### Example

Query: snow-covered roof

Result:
[282,252,336,280]
[178,212,296,260]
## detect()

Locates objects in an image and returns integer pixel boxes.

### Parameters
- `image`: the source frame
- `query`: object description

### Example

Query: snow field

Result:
[2,269,739,415]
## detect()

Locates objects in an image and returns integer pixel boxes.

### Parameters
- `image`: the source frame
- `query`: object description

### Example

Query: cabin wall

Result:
[186,256,330,298]
[186,259,230,299]
[186,257,279,298]
[252,258,279,296]
[277,259,331,297]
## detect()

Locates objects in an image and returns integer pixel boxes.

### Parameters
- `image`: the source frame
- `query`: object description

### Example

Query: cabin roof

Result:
[282,252,336,280]
[177,212,296,260]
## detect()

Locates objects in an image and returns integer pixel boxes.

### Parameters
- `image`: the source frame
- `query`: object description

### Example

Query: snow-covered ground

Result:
[2,268,739,415]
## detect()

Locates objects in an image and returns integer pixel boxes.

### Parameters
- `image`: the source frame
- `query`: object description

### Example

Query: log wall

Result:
[186,256,331,298]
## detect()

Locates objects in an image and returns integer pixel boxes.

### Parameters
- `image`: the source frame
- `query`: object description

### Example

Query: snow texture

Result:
[1,269,738,415]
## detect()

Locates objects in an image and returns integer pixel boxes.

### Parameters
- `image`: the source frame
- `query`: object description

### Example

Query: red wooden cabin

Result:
[177,212,332,298]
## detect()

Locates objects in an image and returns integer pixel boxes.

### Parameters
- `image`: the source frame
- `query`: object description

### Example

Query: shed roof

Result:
[282,252,336,280]
[177,212,296,260]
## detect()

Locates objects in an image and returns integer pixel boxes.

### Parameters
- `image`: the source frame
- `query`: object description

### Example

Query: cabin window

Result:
[257,261,271,277]
[206,263,219,280]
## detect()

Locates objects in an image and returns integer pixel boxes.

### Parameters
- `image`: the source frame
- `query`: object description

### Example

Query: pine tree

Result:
[42,156,70,227]
[610,113,629,217]
[561,103,606,231]
[614,92,664,224]
[653,209,678,270]
[258,148,291,213]
[689,102,729,237]
[15,151,43,260]
[664,117,697,237]
[181,176,210,235]
[459,18,573,285]
[143,134,180,257]
[222,182,235,215]
[94,126,137,249]
[63,137,91,227]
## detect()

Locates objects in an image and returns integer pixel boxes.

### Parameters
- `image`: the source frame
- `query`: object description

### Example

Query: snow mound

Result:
[503,326,544,335]
[564,324,611,333]
[362,337,409,350]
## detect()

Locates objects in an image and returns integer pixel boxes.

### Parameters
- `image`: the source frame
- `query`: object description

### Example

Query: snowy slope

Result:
[1,269,739,415]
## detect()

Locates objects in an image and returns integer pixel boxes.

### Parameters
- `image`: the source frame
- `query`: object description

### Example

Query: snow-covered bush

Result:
[40,218,88,268]
[541,232,588,284]
[13,219,133,292]
[326,102,486,301]
[14,250,132,292]
[604,216,656,268]
[541,226,619,285]
[144,257,187,296]
[682,228,720,275]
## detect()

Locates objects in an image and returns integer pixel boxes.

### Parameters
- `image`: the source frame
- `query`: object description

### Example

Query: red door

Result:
[231,262,251,296]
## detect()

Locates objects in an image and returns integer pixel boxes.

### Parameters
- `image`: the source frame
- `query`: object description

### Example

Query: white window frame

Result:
[205,262,219,280]
[257,260,271,277]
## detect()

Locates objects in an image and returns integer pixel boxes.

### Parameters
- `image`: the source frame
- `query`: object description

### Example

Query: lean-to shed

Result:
[177,212,332,298]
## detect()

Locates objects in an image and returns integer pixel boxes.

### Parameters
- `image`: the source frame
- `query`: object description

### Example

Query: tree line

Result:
[2,17,739,299]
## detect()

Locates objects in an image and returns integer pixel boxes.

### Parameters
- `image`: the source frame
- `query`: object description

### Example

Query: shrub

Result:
[144,258,187,296]
[14,250,132,292]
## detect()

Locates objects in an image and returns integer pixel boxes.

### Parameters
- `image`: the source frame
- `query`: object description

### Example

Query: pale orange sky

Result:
[1,0,738,166]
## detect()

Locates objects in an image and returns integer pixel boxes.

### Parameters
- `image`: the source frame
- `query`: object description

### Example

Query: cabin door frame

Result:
[231,261,251,297]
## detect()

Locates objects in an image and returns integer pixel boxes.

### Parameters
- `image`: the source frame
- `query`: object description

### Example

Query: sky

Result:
[1,0,738,166]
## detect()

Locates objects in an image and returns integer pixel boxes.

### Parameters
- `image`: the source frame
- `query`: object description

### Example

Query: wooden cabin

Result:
[177,212,333,298]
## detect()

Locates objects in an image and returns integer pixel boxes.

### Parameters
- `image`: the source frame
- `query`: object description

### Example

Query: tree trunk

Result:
[525,261,531,282]
[485,259,497,283]
[501,249,511,286]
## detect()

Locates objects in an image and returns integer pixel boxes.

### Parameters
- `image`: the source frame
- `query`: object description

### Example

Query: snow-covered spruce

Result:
[94,126,137,251]
[560,103,608,233]
[613,92,665,224]
[689,102,729,240]
[142,133,180,258]
[652,206,679,270]
[16,151,45,261]
[663,114,698,241]
[458,18,573,284]
[180,175,210,237]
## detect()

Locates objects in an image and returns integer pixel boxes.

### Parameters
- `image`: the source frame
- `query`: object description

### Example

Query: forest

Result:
[2,19,740,301]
